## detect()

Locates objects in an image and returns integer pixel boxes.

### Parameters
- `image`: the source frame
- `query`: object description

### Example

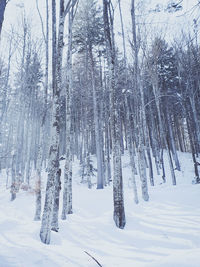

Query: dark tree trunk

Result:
[103,0,126,229]
[51,168,61,231]
[0,0,7,37]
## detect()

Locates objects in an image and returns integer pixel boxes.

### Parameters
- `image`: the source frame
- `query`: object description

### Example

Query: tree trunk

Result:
[62,8,74,220]
[51,168,61,231]
[10,154,16,201]
[34,128,43,221]
[89,47,104,189]
[131,0,149,201]
[40,0,60,245]
[103,0,126,229]
[0,0,6,37]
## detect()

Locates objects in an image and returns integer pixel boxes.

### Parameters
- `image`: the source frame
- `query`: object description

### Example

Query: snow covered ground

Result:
[0,151,200,267]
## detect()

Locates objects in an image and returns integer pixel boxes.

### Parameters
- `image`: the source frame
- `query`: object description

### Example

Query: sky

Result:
[2,0,199,40]
[0,0,199,64]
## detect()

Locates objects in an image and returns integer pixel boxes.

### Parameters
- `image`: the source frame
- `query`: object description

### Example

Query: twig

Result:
[35,0,46,43]
[84,251,102,267]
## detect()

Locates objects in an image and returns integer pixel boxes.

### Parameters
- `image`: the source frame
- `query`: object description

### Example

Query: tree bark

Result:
[103,0,126,229]
[0,0,7,37]
[62,7,74,220]
[40,0,60,245]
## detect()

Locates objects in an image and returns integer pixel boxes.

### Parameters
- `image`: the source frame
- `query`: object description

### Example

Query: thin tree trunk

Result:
[34,128,43,221]
[89,47,104,189]
[131,0,149,201]
[126,97,138,203]
[40,0,60,245]
[103,0,126,229]
[62,7,74,220]
[0,0,6,37]
[51,168,61,231]
[10,154,16,201]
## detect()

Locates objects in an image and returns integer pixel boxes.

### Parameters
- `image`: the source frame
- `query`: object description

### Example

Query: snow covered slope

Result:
[0,151,200,267]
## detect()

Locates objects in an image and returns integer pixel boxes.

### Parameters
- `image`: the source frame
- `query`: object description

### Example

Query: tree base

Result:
[11,193,16,201]
[113,212,126,229]
[51,227,59,232]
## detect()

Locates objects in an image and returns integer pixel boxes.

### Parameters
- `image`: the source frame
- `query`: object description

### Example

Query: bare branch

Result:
[64,0,78,17]
[35,0,46,43]
[84,251,102,267]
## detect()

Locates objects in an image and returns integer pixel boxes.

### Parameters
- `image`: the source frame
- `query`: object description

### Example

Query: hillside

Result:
[0,152,200,267]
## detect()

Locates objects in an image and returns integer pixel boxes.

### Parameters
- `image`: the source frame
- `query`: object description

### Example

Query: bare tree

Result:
[40,0,78,245]
[131,0,149,200]
[40,0,60,244]
[103,0,126,229]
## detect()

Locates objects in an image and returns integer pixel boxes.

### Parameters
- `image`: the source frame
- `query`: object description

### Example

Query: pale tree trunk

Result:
[34,0,49,222]
[105,120,111,185]
[103,0,126,229]
[0,31,13,174]
[35,0,49,118]
[40,0,60,245]
[103,67,111,185]
[62,7,74,220]
[89,46,104,189]
[43,0,49,169]
[40,0,76,244]
[34,128,42,221]
[131,0,149,201]
[25,116,31,184]
[51,168,61,231]
[83,30,92,189]
[98,67,105,185]
[45,0,49,113]
[126,97,138,204]
[38,0,49,157]
[15,107,25,186]
[118,0,127,68]
[50,0,75,230]
[52,0,67,228]
[10,154,16,201]
[86,129,92,189]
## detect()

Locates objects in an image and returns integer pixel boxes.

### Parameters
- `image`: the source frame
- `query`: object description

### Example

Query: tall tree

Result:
[103,0,126,229]
[40,0,60,244]
[62,0,79,220]
[73,0,105,189]
[131,0,149,200]
[40,0,77,244]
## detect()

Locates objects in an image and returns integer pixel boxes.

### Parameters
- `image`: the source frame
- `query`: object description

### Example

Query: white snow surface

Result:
[0,151,200,267]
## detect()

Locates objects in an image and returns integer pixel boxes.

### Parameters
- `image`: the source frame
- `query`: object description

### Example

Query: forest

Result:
[0,0,200,266]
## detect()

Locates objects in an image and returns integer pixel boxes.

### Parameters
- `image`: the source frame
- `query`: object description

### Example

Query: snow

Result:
[0,151,200,266]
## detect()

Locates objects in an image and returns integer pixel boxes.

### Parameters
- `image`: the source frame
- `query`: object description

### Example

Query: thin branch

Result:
[72,0,79,21]
[64,0,79,17]
[35,0,46,43]
[64,0,72,17]
[84,251,102,267]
